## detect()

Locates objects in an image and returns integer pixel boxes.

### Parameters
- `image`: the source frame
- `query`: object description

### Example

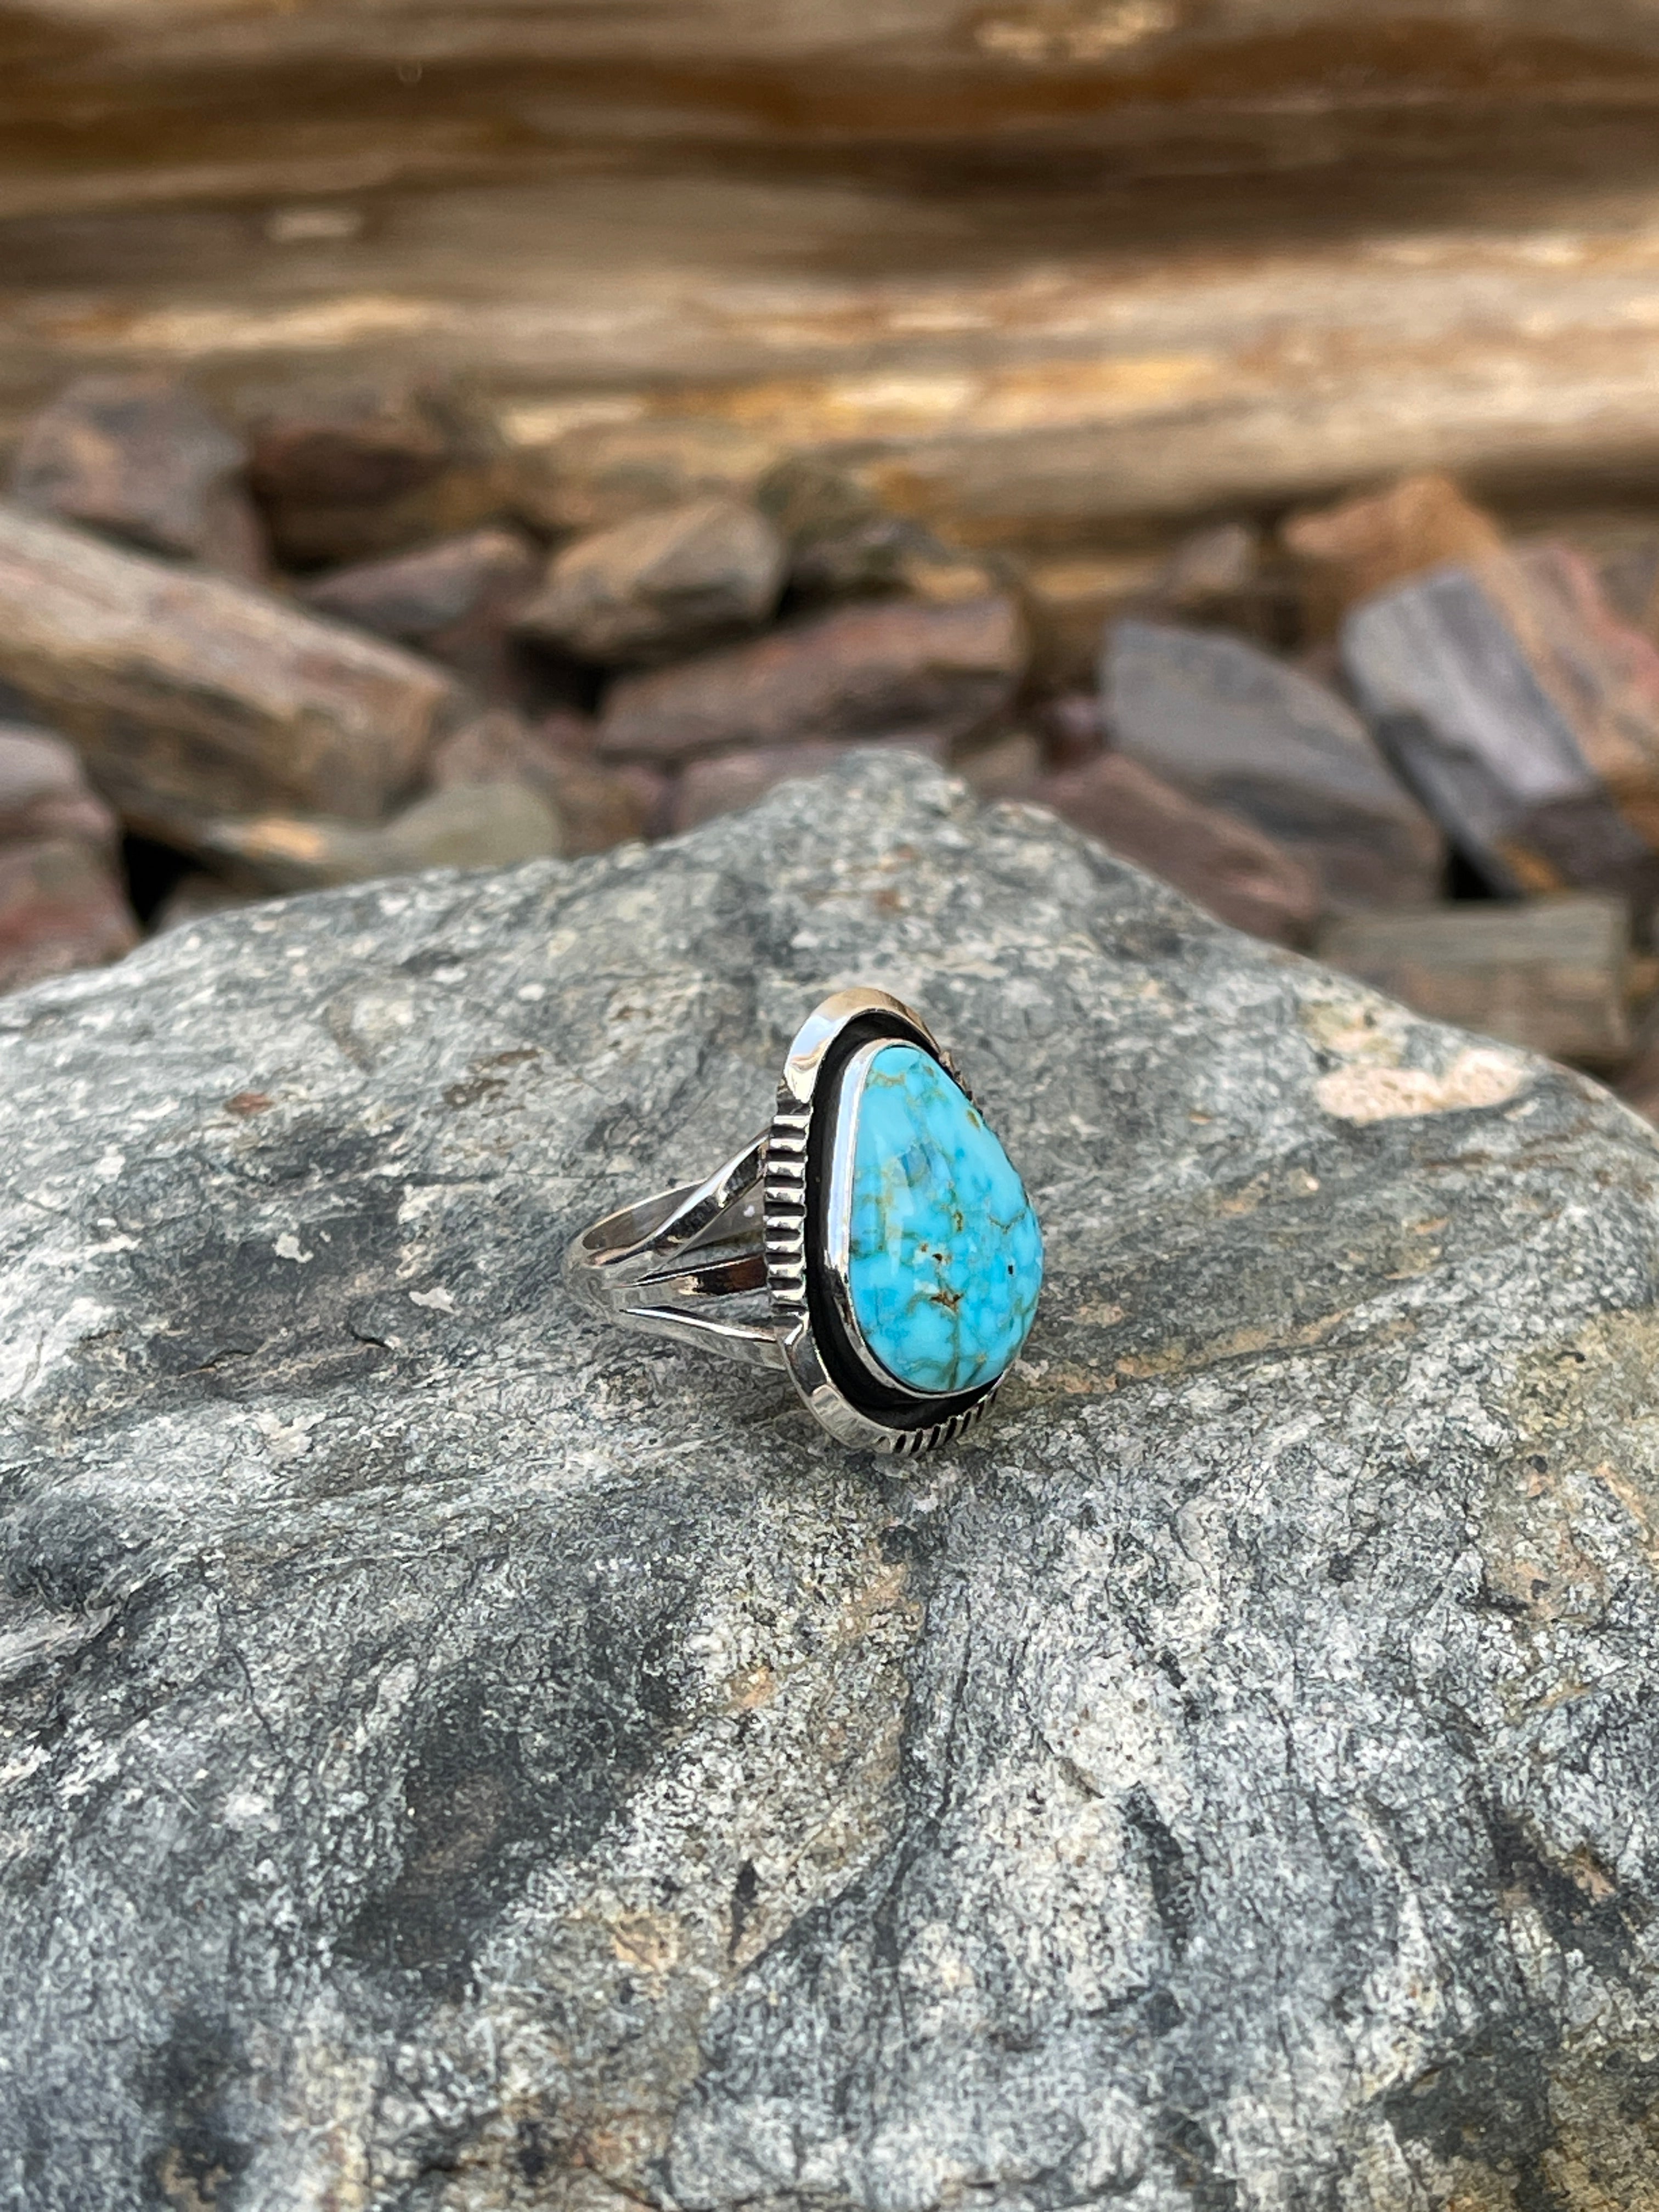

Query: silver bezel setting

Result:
[764,988,1005,1454]
[565,986,1016,1455]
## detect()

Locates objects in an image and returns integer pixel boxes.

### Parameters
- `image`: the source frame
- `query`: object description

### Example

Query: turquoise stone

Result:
[844,1042,1042,1396]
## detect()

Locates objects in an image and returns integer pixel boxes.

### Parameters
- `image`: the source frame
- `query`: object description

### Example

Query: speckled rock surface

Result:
[4,753,1659,2211]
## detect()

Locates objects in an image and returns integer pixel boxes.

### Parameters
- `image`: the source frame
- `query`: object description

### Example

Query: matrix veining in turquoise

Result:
[843,1042,1042,1396]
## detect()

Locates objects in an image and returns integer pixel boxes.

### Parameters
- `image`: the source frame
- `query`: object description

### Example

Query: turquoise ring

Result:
[566,988,1043,1453]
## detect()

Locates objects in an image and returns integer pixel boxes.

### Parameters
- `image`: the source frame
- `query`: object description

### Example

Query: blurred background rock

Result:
[12,0,1659,1118]
[12,0,1659,538]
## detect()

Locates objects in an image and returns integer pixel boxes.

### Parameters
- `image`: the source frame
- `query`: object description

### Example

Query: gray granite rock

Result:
[3,753,1659,2210]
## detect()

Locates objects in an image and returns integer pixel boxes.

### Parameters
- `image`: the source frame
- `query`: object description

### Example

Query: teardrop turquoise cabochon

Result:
[845,1043,1042,1396]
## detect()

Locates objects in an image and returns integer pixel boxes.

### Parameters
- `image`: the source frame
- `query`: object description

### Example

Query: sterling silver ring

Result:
[565,988,1044,1454]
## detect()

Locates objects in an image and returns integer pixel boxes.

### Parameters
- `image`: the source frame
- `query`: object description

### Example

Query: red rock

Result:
[516,498,785,665]
[1341,546,1659,909]
[1104,620,1444,912]
[0,837,138,994]
[0,727,119,849]
[246,379,509,566]
[301,528,541,692]
[1592,532,1659,639]
[1035,751,1322,946]
[530,710,606,759]
[599,596,1025,763]
[514,417,776,539]
[1285,472,1504,635]
[1496,542,1659,851]
[547,755,668,853]
[0,504,461,848]
[9,375,266,582]
[1035,692,1107,767]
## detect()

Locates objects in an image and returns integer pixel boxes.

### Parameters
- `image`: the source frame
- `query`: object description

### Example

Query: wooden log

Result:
[11,178,1659,556]
[0,503,462,844]
[7,2,1659,210]
[1318,895,1632,1069]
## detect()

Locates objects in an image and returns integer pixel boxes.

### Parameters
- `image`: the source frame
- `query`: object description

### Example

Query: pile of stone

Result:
[1073,475,1659,1121]
[0,375,1031,984]
[7,371,1659,1123]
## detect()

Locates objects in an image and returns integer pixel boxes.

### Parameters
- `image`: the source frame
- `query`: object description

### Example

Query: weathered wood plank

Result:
[10,174,1659,551]
[8,1,1659,200]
